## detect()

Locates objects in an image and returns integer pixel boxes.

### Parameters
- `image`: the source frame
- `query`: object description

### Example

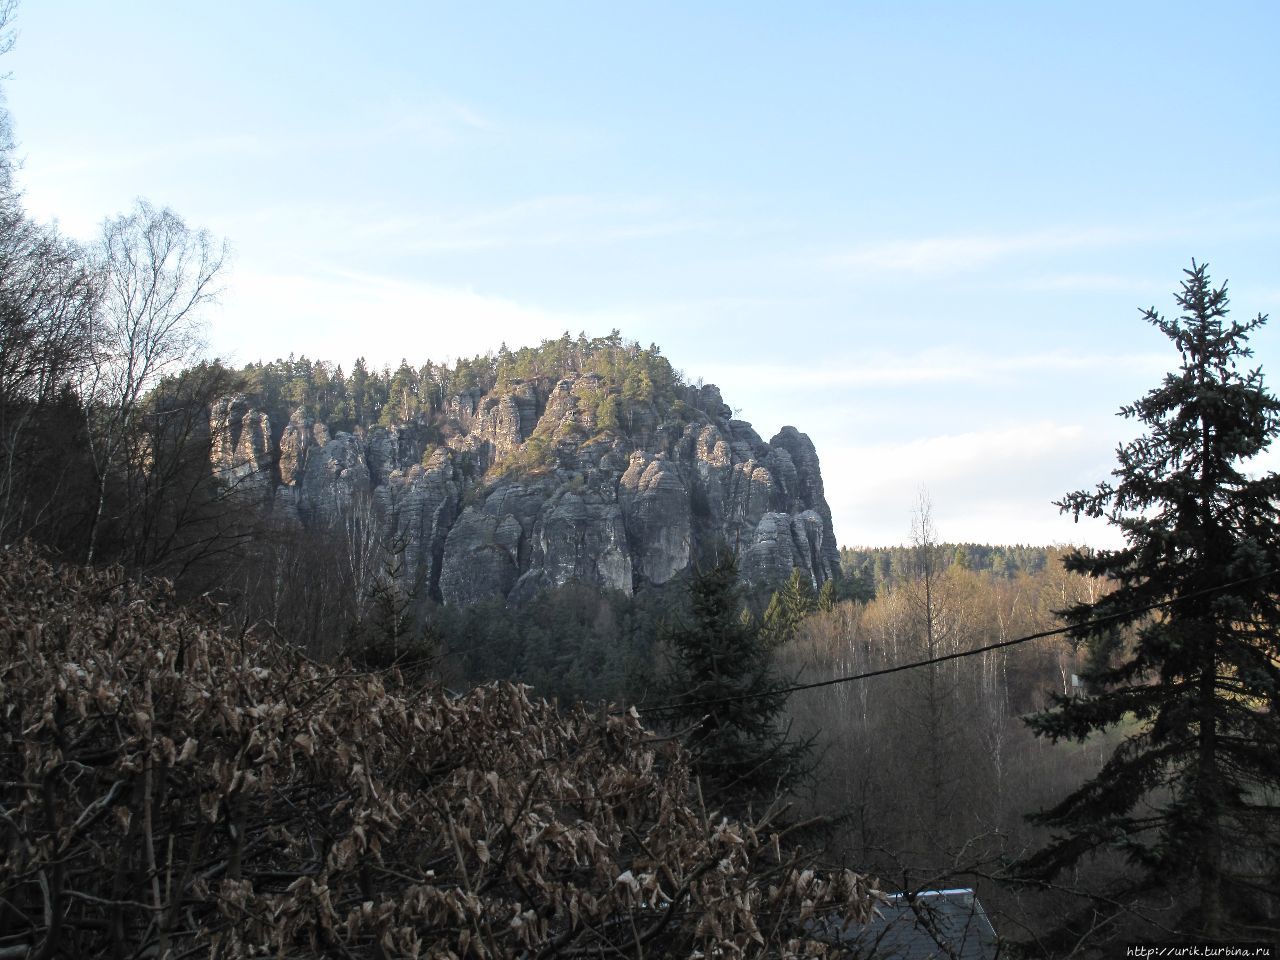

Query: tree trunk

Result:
[86,468,107,565]
[1197,655,1223,936]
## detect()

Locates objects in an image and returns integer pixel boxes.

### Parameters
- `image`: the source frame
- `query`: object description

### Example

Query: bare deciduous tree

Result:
[902,490,964,841]
[0,196,99,547]
[83,200,227,563]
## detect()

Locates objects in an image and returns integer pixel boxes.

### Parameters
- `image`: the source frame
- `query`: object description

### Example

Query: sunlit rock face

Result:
[208,394,273,507]
[208,373,841,603]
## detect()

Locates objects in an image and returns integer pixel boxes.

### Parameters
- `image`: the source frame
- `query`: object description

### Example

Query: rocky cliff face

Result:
[209,375,841,605]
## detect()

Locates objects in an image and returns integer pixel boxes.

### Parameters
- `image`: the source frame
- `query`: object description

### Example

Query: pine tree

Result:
[1022,263,1280,939]
[659,549,810,811]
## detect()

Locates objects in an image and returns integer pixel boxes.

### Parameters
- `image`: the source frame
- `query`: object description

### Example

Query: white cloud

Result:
[206,268,623,369]
[822,421,1125,548]
[345,194,713,254]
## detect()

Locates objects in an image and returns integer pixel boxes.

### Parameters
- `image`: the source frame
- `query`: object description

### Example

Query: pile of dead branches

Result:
[0,543,878,958]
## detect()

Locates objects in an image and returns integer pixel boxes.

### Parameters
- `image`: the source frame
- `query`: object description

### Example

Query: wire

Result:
[623,568,1280,719]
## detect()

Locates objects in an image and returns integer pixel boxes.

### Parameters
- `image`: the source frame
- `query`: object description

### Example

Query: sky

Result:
[5,1,1279,548]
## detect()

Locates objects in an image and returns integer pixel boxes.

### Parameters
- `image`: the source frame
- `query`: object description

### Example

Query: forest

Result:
[3,8,1280,957]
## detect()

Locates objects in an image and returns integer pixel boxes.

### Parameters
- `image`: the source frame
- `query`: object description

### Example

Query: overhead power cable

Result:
[624,568,1280,719]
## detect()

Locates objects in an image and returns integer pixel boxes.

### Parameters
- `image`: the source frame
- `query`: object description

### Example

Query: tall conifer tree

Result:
[1022,263,1280,939]
[761,568,818,647]
[660,549,810,811]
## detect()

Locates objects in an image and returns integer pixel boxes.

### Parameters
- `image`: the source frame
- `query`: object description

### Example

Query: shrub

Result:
[0,543,877,958]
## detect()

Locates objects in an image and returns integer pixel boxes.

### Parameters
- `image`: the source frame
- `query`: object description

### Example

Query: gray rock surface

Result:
[208,373,842,603]
[209,394,273,507]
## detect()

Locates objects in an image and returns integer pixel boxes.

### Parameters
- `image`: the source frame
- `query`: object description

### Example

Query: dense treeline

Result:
[235,331,690,437]
[782,541,1114,949]
[432,580,674,704]
[825,532,1267,948]
[840,542,1053,596]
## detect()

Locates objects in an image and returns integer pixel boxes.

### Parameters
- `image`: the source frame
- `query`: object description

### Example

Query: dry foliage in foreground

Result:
[0,543,878,958]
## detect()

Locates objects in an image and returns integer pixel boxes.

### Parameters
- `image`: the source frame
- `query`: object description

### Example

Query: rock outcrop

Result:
[209,373,841,604]
[208,394,273,508]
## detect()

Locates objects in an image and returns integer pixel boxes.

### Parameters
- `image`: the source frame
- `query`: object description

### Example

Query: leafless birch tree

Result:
[83,200,227,563]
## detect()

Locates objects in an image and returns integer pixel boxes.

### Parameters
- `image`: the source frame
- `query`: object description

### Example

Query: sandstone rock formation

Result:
[209,373,841,605]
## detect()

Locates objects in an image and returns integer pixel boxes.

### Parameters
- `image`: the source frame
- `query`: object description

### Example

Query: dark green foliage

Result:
[817,578,838,612]
[1021,263,1280,939]
[761,568,818,646]
[436,580,669,705]
[659,549,811,811]
[379,360,424,426]
[514,582,647,703]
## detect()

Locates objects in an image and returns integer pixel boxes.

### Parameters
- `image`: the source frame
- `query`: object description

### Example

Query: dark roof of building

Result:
[810,888,1000,959]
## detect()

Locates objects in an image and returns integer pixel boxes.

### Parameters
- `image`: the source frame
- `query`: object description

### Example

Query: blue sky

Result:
[7,2,1278,546]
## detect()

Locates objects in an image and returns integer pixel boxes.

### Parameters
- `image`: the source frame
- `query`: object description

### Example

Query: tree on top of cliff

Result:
[230,332,700,436]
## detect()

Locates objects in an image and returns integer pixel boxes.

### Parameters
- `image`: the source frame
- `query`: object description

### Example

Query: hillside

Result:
[209,333,841,604]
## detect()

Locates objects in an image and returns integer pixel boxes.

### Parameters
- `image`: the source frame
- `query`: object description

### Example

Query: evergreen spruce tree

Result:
[1022,263,1280,939]
[660,549,810,811]
[761,568,818,647]
[817,578,839,612]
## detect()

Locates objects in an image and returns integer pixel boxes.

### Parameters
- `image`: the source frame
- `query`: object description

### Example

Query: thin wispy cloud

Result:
[830,421,1089,482]
[33,95,499,194]
[373,96,499,145]
[435,98,496,133]
[828,225,1175,275]
[35,134,269,178]
[1011,272,1163,294]
[346,194,714,253]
